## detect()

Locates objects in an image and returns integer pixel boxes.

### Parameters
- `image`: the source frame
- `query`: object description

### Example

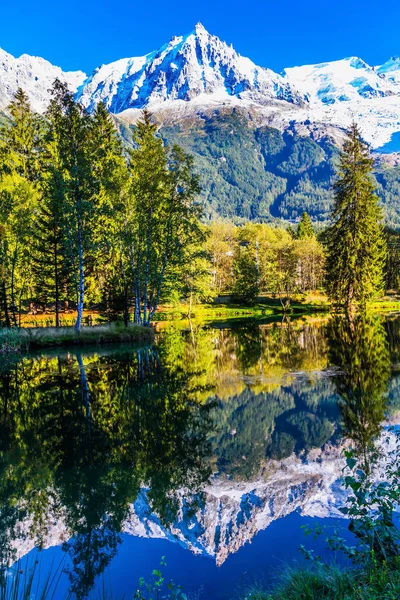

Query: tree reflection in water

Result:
[0,346,213,598]
[327,313,391,472]
[0,315,397,597]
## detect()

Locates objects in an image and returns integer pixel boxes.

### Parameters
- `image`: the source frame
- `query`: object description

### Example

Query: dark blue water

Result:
[1,314,397,598]
[17,514,352,600]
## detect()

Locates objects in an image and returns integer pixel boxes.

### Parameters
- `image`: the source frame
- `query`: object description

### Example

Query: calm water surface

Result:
[0,313,399,598]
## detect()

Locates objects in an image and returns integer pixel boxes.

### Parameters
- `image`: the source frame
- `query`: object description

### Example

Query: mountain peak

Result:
[194,22,207,35]
[76,24,305,112]
[0,47,86,113]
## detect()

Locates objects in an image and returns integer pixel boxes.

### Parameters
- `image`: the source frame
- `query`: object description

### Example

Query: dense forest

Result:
[146,109,400,225]
[1,85,400,332]
[0,84,203,330]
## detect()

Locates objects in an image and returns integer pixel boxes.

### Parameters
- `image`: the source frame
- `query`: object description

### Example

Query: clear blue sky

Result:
[1,0,399,75]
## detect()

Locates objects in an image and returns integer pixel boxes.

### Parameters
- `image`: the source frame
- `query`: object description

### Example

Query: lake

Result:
[0,313,398,598]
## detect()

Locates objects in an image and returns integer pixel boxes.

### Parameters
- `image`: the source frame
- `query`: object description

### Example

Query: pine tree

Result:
[88,103,129,320]
[126,111,202,325]
[2,88,42,181]
[325,123,386,311]
[0,89,40,326]
[42,81,95,331]
[297,212,314,239]
[32,80,70,326]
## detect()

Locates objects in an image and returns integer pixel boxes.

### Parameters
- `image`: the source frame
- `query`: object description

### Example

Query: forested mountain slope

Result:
[1,21,400,225]
[117,109,400,225]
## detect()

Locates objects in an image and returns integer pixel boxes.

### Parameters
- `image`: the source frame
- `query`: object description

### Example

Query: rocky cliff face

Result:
[77,23,305,113]
[124,441,348,565]
[0,47,85,113]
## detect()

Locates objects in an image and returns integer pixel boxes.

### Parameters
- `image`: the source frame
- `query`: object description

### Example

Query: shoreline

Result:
[0,323,154,353]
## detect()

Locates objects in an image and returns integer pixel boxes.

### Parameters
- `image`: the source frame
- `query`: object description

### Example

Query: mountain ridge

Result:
[1,25,400,225]
[1,23,400,149]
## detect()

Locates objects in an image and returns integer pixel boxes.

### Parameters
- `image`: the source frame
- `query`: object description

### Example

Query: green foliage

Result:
[0,89,41,327]
[211,221,325,305]
[296,212,315,239]
[385,228,400,290]
[325,123,387,310]
[134,558,186,600]
[233,243,260,303]
[336,446,400,566]
[159,111,339,222]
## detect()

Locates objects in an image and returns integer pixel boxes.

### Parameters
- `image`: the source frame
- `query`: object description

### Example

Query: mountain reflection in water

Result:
[0,313,399,597]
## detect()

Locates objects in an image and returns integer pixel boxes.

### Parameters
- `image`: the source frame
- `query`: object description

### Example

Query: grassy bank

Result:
[0,323,154,353]
[157,295,400,322]
[155,296,329,322]
[245,562,400,600]
[12,293,400,330]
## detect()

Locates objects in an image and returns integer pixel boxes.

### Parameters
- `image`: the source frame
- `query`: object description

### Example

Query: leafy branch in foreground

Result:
[245,434,400,600]
[134,557,186,600]
[328,442,400,567]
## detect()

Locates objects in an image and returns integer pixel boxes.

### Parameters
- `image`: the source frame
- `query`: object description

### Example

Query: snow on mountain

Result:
[1,25,400,150]
[377,56,400,85]
[11,428,398,568]
[0,47,86,113]
[281,56,400,149]
[283,56,398,104]
[10,439,349,566]
[76,23,305,112]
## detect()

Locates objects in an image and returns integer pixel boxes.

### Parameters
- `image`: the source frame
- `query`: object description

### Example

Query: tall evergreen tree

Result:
[325,123,386,310]
[0,89,40,326]
[2,88,42,181]
[88,102,129,319]
[32,81,71,326]
[42,81,96,331]
[62,90,93,331]
[126,111,202,326]
[297,211,314,240]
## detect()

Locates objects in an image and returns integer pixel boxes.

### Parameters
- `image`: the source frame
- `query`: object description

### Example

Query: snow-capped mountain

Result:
[76,22,305,112]
[11,427,398,568]
[0,47,85,113]
[0,24,400,149]
[280,56,400,149]
[283,56,398,104]
[377,56,400,85]
[10,439,350,566]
